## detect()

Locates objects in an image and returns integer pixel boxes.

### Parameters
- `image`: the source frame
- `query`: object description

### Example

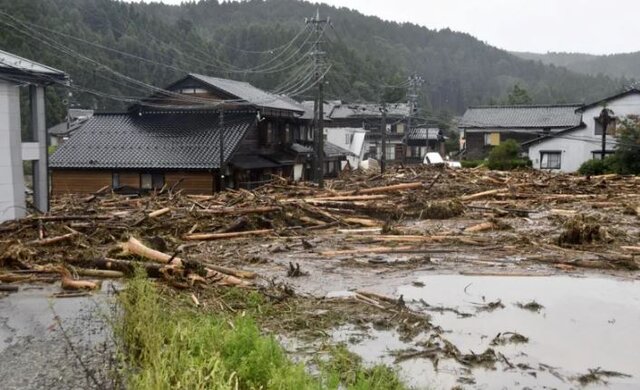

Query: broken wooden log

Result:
[148,207,171,218]
[27,232,77,246]
[118,237,183,267]
[355,182,424,195]
[460,188,507,201]
[183,229,273,241]
[198,206,281,215]
[205,264,257,279]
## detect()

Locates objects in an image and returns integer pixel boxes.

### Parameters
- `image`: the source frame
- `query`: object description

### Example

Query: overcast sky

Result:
[134,0,640,54]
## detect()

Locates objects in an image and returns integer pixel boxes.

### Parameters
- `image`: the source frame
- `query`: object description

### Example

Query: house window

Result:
[369,145,377,159]
[141,174,153,190]
[112,173,120,189]
[345,133,354,145]
[595,117,617,136]
[484,132,500,146]
[179,88,208,94]
[396,123,405,135]
[152,174,165,189]
[266,123,273,145]
[591,150,615,160]
[540,151,561,169]
[385,145,395,160]
[284,123,291,143]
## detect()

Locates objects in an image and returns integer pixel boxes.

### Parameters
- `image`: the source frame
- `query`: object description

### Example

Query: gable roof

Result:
[459,104,582,129]
[578,88,640,112]
[520,123,587,148]
[50,112,254,170]
[186,74,305,114]
[0,49,68,85]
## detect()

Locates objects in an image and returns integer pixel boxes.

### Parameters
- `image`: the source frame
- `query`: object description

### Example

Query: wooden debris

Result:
[119,237,183,267]
[183,229,273,241]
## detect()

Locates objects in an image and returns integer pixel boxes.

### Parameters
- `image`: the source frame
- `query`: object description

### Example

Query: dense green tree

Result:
[0,0,629,127]
[506,84,533,105]
[611,118,640,174]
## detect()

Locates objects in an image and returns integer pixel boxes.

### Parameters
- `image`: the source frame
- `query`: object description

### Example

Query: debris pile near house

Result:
[1,166,639,294]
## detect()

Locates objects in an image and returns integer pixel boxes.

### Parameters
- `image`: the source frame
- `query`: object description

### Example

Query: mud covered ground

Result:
[1,166,639,388]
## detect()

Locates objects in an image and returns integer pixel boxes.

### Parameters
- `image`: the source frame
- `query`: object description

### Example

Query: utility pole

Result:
[307,9,328,188]
[218,106,225,191]
[599,108,612,161]
[404,74,424,163]
[380,101,387,173]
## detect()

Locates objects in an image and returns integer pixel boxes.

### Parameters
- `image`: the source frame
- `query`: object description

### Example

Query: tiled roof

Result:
[48,117,91,136]
[189,74,305,114]
[459,104,582,129]
[408,128,442,140]
[330,102,410,119]
[324,141,355,157]
[49,112,254,170]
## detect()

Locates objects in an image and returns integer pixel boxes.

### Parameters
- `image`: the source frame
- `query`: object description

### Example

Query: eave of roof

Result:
[0,49,68,85]
[521,123,587,147]
[578,88,640,112]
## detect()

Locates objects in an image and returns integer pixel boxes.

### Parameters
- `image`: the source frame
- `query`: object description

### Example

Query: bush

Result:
[578,159,607,175]
[461,159,485,168]
[486,140,531,170]
[578,157,616,176]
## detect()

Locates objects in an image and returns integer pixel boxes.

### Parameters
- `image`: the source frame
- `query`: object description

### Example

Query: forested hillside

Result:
[514,51,640,81]
[0,0,631,126]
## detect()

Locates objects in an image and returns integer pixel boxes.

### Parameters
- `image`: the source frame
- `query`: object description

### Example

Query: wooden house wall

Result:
[51,170,216,195]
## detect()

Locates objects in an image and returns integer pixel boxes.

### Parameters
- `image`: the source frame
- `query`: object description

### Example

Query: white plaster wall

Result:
[529,93,640,173]
[324,127,366,168]
[0,80,26,221]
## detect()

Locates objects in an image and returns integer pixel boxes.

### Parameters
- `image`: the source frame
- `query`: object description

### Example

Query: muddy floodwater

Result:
[333,275,640,389]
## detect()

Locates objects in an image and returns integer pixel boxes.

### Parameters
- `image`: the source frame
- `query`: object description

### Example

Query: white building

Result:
[0,49,67,222]
[324,127,366,169]
[525,89,640,172]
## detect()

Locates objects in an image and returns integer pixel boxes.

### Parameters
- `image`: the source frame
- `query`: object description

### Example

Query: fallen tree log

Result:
[355,182,424,195]
[303,194,388,202]
[320,246,455,256]
[460,188,508,201]
[464,222,496,233]
[148,207,171,218]
[205,264,257,279]
[119,237,183,266]
[356,290,397,304]
[343,217,381,227]
[197,206,281,215]
[183,229,273,241]
[27,232,77,246]
[82,257,168,278]
[205,269,252,287]
[70,266,125,278]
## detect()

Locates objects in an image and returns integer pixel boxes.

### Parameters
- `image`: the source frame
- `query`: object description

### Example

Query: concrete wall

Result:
[0,81,25,222]
[529,94,640,172]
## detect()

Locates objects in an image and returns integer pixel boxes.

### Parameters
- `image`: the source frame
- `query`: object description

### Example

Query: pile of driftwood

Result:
[0,166,639,292]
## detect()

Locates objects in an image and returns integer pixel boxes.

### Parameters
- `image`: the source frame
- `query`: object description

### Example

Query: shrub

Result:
[487,139,531,171]
[461,159,485,168]
[486,140,531,170]
[578,157,616,176]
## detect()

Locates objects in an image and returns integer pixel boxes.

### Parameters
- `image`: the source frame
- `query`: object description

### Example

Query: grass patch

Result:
[116,271,406,389]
